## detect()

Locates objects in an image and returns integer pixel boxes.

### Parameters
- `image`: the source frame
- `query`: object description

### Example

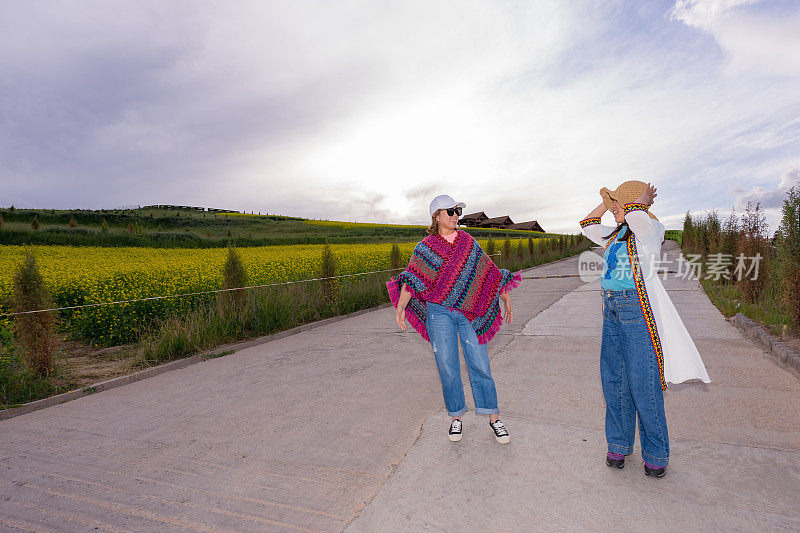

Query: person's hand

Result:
[636,183,657,206]
[395,308,407,331]
[502,297,513,324]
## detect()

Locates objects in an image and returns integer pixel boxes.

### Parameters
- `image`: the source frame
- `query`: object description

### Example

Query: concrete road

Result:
[2,242,799,531]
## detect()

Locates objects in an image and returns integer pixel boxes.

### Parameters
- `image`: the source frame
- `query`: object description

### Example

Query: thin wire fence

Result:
[0,266,408,318]
[0,252,593,318]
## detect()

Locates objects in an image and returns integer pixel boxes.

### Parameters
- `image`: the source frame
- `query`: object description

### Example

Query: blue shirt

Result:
[601,226,635,291]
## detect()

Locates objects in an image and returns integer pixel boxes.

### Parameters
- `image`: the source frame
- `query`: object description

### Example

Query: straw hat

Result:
[600,180,658,220]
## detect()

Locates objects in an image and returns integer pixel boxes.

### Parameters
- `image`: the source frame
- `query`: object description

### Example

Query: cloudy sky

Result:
[1,0,799,232]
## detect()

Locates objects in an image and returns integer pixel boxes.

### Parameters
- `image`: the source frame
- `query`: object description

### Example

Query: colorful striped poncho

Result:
[386,230,522,344]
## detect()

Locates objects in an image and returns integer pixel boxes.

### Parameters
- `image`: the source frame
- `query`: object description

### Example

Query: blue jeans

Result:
[425,302,500,417]
[601,288,669,467]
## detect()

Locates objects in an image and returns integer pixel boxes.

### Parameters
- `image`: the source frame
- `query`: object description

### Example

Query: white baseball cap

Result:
[429,194,466,216]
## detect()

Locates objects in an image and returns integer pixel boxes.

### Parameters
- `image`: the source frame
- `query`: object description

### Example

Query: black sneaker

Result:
[448,418,463,442]
[489,419,510,444]
[606,454,625,468]
[644,463,666,478]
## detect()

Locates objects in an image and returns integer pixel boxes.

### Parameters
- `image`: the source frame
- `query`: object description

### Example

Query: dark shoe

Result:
[606,454,625,468]
[644,463,666,478]
[489,419,510,444]
[448,418,463,442]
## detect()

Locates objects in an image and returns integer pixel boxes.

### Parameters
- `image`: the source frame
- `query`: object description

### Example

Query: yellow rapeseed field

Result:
[0,239,533,344]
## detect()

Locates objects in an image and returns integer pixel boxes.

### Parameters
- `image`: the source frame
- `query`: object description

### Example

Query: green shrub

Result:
[0,328,61,408]
[487,239,496,264]
[682,212,693,249]
[12,251,57,376]
[706,210,720,255]
[502,238,512,265]
[737,202,770,302]
[515,240,526,262]
[778,185,800,333]
[390,243,402,271]
[720,208,738,262]
[219,246,248,314]
[320,244,339,309]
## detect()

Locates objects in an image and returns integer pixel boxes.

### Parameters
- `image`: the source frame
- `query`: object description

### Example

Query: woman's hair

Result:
[426,210,441,235]
[604,222,633,241]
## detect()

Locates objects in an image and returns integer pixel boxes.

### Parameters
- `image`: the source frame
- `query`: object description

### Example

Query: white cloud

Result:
[735,167,800,209]
[668,0,760,29]
[779,167,800,190]
[670,0,800,76]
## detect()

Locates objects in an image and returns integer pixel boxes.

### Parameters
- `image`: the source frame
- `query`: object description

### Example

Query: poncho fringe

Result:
[387,230,522,344]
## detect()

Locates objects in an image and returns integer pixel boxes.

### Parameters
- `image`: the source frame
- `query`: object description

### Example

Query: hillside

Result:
[0,206,561,248]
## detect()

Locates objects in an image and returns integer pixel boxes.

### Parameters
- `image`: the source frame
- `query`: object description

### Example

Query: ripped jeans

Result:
[425,302,499,417]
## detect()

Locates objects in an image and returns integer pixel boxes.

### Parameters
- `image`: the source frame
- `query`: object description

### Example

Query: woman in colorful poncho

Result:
[580,181,710,478]
[387,194,521,444]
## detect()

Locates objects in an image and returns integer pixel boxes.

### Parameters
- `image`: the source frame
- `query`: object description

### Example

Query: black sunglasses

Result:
[442,207,462,216]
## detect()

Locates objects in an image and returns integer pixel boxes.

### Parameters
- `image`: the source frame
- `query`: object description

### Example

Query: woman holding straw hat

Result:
[579,180,710,478]
[388,194,521,444]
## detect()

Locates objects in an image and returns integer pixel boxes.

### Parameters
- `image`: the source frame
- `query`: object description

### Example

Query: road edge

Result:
[728,313,800,380]
[0,304,391,421]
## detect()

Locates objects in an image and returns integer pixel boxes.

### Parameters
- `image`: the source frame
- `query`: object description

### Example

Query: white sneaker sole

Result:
[495,435,510,444]
[449,433,462,442]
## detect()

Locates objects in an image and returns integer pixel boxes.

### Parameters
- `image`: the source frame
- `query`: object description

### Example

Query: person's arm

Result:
[580,201,615,246]
[623,184,663,244]
[583,202,607,221]
[395,285,412,331]
[500,292,513,324]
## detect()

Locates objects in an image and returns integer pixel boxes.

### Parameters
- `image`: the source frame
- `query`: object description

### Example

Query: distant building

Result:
[461,211,544,231]
[507,220,545,232]
[459,211,489,227]
[479,216,514,229]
